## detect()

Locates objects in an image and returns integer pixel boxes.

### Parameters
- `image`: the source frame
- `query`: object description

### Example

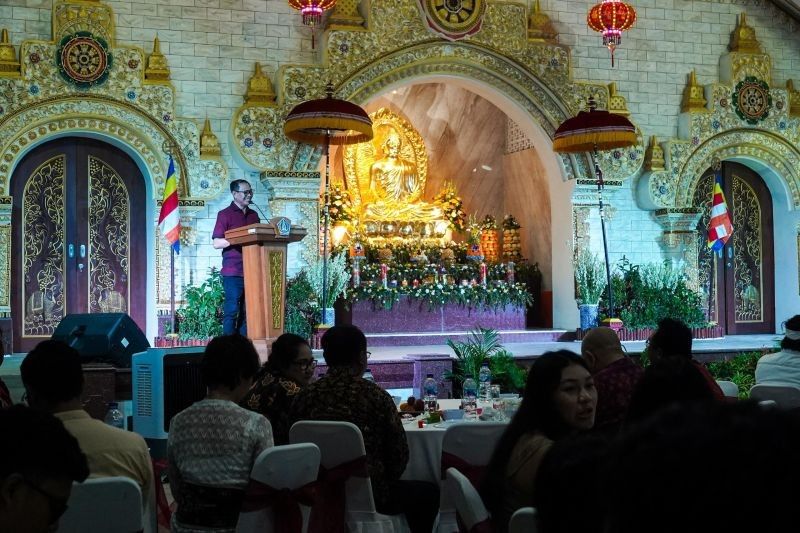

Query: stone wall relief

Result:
[640,13,800,212]
[0,0,228,315]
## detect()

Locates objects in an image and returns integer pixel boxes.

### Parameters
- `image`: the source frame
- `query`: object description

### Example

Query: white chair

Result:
[750,385,800,408]
[58,476,143,533]
[436,423,506,533]
[716,380,739,398]
[289,420,408,532]
[445,468,492,533]
[237,443,321,533]
[508,507,537,533]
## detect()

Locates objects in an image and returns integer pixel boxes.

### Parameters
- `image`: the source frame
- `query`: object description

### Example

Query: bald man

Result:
[581,327,643,432]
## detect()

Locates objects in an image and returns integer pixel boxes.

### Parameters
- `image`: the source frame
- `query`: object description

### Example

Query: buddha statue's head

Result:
[381,131,402,158]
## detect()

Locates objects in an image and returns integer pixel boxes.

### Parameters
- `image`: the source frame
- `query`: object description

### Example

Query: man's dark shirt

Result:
[593,356,644,430]
[241,367,303,446]
[289,367,409,509]
[212,202,260,276]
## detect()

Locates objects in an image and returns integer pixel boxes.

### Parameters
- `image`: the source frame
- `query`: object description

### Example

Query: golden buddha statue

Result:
[344,108,443,224]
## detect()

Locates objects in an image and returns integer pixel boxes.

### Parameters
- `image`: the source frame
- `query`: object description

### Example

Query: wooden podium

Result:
[225,218,306,359]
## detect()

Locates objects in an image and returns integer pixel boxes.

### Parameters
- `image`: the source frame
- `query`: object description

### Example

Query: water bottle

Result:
[362,368,375,382]
[462,377,478,418]
[422,373,438,414]
[104,402,125,430]
[478,362,492,401]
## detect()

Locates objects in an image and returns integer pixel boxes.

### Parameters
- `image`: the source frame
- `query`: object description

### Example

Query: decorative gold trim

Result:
[200,118,221,159]
[607,83,630,116]
[644,135,665,171]
[729,12,761,54]
[327,0,365,30]
[0,225,10,309]
[0,29,21,78]
[144,36,170,83]
[245,63,277,107]
[527,0,557,43]
[787,80,800,117]
[269,250,283,330]
[681,70,708,113]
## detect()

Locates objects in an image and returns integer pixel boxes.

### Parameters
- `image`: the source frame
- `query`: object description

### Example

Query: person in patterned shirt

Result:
[581,327,643,433]
[241,333,315,445]
[168,335,273,533]
[289,325,438,533]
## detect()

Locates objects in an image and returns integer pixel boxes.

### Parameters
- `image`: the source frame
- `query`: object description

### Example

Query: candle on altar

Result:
[506,261,515,284]
[351,258,361,288]
[380,263,388,288]
[479,262,487,286]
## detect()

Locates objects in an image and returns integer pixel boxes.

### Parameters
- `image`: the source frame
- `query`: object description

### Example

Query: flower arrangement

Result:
[306,252,349,308]
[349,280,532,311]
[326,184,354,224]
[434,181,466,231]
[574,250,607,305]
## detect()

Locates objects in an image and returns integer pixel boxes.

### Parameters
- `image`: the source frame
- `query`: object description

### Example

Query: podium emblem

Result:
[271,216,292,237]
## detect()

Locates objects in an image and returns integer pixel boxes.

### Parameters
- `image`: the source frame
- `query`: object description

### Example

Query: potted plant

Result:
[445,327,527,395]
[575,250,607,330]
[170,268,224,345]
[306,252,349,326]
[284,271,319,340]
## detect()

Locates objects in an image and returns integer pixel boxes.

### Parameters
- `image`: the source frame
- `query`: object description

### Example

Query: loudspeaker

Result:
[52,313,150,368]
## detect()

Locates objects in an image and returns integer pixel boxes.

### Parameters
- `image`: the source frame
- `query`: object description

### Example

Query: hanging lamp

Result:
[587,0,637,67]
[288,0,337,48]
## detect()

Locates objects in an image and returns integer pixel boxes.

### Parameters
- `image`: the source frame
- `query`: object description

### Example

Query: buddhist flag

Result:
[707,174,733,252]
[158,156,180,254]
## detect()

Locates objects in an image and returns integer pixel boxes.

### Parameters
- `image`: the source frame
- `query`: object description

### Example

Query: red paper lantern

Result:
[587,0,637,66]
[288,0,337,27]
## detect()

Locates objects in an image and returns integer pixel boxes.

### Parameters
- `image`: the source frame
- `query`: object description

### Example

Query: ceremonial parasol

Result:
[284,83,373,324]
[553,96,636,318]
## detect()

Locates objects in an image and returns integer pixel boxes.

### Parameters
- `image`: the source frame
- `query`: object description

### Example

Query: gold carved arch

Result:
[675,130,800,209]
[0,96,188,198]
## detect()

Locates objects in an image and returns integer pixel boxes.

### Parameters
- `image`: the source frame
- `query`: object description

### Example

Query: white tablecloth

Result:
[401,399,509,484]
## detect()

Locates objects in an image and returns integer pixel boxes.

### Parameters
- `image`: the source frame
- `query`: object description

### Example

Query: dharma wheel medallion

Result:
[58,32,112,89]
[418,0,487,41]
[733,76,771,125]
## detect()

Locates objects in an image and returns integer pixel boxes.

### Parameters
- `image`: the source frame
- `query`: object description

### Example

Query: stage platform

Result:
[0,333,782,405]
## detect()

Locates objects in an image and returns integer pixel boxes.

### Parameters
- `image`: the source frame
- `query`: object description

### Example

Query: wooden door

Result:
[11,138,147,352]
[695,162,775,335]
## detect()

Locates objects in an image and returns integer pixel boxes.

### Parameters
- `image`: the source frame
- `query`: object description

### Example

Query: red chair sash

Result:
[241,478,319,533]
[441,452,487,488]
[307,455,369,533]
[151,458,172,529]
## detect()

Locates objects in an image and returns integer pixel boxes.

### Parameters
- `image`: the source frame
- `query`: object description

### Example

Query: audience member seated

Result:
[755,314,800,388]
[289,324,438,533]
[481,350,597,532]
[0,405,89,533]
[19,340,153,504]
[534,433,610,533]
[581,327,643,432]
[604,402,800,532]
[241,333,315,445]
[625,357,715,425]
[168,334,273,533]
[647,318,724,399]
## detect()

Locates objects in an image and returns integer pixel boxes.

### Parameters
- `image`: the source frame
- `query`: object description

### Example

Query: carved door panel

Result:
[11,138,147,352]
[694,162,774,335]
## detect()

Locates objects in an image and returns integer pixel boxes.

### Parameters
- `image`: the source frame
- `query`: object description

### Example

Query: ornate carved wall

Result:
[0,0,228,317]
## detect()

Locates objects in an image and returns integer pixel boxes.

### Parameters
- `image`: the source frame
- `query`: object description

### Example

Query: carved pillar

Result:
[654,208,702,290]
[260,171,321,273]
[0,196,10,316]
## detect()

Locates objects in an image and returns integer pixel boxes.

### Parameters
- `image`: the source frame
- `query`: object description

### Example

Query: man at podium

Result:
[212,180,260,336]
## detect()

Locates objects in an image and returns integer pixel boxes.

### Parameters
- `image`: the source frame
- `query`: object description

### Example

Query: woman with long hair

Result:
[241,333,316,444]
[480,350,597,531]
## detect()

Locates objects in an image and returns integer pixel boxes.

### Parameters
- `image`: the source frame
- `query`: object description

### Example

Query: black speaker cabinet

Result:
[52,313,150,368]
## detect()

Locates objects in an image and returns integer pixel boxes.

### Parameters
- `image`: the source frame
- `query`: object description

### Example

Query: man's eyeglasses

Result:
[236,189,254,196]
[293,359,317,370]
[23,478,69,524]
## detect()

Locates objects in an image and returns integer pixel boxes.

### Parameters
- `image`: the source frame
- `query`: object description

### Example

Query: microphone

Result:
[248,199,269,222]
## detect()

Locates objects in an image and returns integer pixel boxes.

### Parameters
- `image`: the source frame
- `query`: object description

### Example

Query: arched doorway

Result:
[10,138,147,352]
[694,161,775,334]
